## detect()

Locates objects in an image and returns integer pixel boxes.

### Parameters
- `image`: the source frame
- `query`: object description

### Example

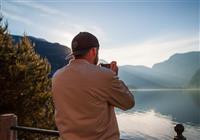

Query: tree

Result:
[0,17,56,139]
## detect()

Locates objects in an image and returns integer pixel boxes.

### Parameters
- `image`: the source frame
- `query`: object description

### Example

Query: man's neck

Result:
[73,58,94,64]
[76,58,94,65]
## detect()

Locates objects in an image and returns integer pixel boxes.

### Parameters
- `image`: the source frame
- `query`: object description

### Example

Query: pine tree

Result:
[0,17,56,139]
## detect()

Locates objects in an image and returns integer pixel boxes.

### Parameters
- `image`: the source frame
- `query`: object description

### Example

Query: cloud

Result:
[37,23,105,46]
[100,35,199,67]
[8,0,61,15]
[2,1,34,26]
[71,24,106,40]
[2,0,106,46]
[40,27,75,46]
[3,11,33,26]
[3,0,70,22]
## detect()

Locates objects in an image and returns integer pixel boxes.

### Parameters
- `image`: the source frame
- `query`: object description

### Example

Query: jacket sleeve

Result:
[106,73,135,111]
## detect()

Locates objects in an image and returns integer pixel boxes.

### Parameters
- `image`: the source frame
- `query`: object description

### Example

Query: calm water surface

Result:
[115,90,200,140]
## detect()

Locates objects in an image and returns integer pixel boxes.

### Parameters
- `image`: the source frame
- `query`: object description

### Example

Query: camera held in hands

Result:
[100,63,111,69]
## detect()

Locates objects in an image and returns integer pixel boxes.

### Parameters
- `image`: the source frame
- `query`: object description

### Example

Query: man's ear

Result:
[90,47,97,56]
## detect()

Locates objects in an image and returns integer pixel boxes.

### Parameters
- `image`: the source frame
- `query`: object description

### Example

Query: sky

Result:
[1,0,199,67]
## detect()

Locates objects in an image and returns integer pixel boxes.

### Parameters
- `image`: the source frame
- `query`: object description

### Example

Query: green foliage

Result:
[0,18,56,139]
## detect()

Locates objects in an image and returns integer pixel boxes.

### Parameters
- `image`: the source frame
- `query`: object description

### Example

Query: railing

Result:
[0,114,186,140]
[10,126,59,136]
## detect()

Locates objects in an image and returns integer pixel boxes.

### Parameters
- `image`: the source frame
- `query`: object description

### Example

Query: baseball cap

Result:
[67,32,99,59]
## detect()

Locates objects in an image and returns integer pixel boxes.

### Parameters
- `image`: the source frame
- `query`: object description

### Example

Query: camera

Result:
[100,63,111,69]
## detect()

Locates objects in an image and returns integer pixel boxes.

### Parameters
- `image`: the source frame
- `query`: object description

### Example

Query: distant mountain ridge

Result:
[119,52,200,89]
[152,52,200,84]
[11,35,200,89]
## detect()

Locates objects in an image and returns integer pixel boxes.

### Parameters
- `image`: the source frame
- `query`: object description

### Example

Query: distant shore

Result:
[130,88,200,92]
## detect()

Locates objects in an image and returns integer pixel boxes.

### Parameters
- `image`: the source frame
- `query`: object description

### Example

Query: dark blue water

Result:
[115,90,200,140]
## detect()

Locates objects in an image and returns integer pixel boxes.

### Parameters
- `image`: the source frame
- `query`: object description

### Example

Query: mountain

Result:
[12,35,71,76]
[11,35,200,89]
[119,65,167,89]
[189,68,200,88]
[119,52,200,89]
[152,52,200,85]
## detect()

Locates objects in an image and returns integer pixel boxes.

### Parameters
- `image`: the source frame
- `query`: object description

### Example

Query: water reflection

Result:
[116,110,200,140]
[115,90,200,140]
[129,90,200,124]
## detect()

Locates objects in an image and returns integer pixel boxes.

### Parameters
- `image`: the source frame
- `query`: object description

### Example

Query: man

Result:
[52,32,135,140]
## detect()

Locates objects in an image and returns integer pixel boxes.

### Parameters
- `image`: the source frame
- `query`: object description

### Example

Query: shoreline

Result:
[130,88,200,92]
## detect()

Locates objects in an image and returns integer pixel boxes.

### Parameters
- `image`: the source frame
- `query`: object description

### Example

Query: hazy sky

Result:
[2,0,199,67]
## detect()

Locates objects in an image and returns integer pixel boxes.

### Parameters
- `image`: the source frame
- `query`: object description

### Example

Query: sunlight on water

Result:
[116,110,200,140]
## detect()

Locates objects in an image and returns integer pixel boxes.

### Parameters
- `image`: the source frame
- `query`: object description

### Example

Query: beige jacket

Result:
[52,59,135,140]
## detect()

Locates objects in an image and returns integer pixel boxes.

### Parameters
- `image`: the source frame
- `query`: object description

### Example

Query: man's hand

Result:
[110,61,118,75]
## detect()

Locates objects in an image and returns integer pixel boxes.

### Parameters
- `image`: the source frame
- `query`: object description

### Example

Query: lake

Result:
[115,90,200,140]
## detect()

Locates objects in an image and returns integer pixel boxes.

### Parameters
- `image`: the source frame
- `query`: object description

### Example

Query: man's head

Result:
[71,32,99,65]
